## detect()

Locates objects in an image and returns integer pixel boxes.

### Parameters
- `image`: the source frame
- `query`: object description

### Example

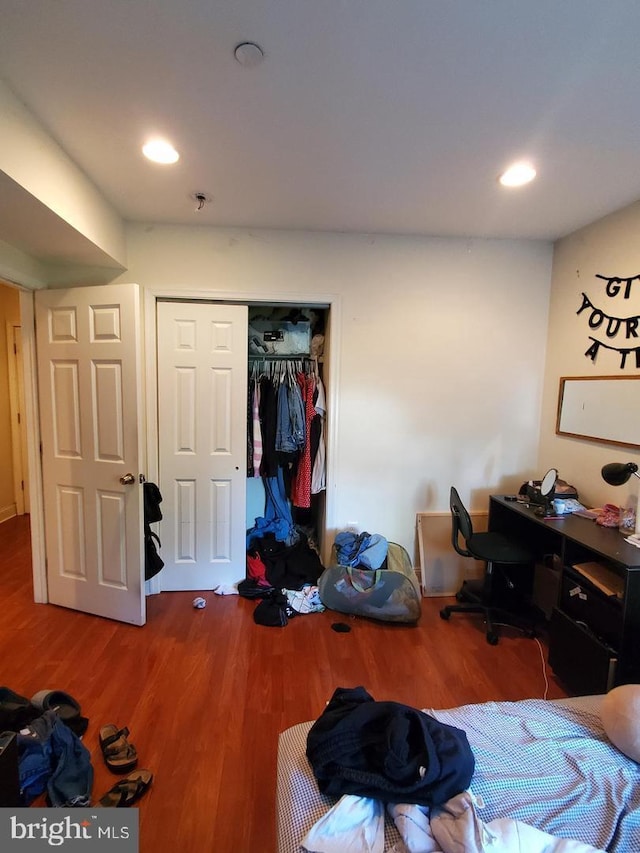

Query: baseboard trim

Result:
[0,504,17,524]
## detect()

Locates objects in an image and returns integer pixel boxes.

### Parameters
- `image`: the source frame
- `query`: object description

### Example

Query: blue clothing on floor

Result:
[17,710,93,807]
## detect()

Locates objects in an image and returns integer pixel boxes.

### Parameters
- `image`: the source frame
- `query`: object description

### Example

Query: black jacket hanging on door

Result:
[143,482,164,580]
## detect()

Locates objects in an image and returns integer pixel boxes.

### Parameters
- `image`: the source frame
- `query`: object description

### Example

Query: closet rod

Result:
[248,354,314,360]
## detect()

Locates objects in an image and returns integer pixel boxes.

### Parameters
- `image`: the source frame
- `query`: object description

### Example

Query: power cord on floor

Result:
[534,635,550,700]
[490,621,550,700]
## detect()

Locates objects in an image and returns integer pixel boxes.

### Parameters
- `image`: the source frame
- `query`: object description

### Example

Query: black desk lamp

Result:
[601,462,639,535]
[601,462,639,486]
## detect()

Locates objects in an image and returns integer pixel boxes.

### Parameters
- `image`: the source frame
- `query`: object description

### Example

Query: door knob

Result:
[120,473,136,485]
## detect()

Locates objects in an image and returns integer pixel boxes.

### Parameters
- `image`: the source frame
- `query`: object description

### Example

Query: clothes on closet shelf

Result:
[247,359,327,509]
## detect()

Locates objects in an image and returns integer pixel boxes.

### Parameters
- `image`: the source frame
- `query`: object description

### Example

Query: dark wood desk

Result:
[489,495,640,694]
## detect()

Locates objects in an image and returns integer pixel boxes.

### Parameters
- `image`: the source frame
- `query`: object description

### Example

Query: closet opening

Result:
[246,303,329,557]
[151,292,335,594]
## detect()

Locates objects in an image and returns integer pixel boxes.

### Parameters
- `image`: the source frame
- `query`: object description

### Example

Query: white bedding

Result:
[277,695,640,853]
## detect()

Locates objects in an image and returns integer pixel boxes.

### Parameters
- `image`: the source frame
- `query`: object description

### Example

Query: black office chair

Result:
[439,487,536,645]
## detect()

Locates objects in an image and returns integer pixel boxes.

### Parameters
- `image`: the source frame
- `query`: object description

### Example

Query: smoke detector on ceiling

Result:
[234,42,264,67]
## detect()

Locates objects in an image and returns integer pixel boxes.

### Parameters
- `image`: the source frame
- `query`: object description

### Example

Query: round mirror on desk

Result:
[534,468,558,516]
[541,468,558,499]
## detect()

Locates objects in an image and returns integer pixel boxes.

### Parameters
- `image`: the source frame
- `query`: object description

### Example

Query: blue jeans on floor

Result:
[17,710,93,806]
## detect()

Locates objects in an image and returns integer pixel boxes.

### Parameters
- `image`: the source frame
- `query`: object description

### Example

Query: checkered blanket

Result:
[277,696,640,853]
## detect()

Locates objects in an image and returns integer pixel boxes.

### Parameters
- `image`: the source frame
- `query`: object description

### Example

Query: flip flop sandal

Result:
[31,689,89,737]
[98,769,153,807]
[99,724,138,773]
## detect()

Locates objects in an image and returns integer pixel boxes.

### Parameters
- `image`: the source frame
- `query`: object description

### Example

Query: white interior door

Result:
[157,300,248,590]
[35,283,145,625]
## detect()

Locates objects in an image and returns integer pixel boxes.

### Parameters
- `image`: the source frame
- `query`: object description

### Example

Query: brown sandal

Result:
[98,769,152,807]
[99,724,138,773]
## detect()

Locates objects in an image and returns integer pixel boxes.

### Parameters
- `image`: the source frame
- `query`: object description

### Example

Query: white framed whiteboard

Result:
[556,375,640,448]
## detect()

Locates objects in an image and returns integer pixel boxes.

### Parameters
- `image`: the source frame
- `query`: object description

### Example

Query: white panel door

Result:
[35,284,145,625]
[157,301,248,590]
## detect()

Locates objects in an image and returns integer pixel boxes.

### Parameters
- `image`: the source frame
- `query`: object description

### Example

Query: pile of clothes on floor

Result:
[241,530,325,627]
[0,687,153,809]
[241,464,326,627]
[0,686,92,807]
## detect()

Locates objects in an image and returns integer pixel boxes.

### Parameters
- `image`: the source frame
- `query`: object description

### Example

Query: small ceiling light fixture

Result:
[499,161,537,187]
[190,191,212,212]
[142,138,180,164]
[234,41,264,67]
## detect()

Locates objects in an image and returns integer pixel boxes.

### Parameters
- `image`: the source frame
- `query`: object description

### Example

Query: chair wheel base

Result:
[486,631,499,645]
[439,608,451,621]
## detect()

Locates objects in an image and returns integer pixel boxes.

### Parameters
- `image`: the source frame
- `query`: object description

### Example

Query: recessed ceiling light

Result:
[499,161,536,187]
[142,138,180,164]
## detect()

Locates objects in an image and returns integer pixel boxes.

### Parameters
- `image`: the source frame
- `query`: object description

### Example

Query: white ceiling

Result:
[2,0,640,246]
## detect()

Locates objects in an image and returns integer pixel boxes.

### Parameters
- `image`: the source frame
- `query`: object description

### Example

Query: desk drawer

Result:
[549,608,617,695]
[560,571,622,650]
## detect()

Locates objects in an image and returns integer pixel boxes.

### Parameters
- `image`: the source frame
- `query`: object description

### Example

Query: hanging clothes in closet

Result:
[247,358,326,509]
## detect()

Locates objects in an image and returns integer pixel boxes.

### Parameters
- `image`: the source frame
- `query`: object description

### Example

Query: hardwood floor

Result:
[0,515,568,851]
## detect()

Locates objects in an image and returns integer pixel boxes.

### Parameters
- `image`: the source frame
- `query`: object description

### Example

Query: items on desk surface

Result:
[513,491,637,538]
[520,472,578,505]
[517,470,586,520]
[572,507,599,519]
[514,494,588,518]
[551,497,584,515]
[594,504,621,528]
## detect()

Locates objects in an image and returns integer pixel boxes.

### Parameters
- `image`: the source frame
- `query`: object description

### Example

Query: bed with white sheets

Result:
[276,694,640,853]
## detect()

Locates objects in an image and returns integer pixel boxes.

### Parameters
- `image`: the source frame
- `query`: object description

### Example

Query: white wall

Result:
[0,79,126,274]
[0,283,20,520]
[120,224,552,561]
[539,199,640,511]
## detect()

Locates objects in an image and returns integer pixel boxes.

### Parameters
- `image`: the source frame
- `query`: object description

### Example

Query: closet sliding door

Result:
[156,300,248,590]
